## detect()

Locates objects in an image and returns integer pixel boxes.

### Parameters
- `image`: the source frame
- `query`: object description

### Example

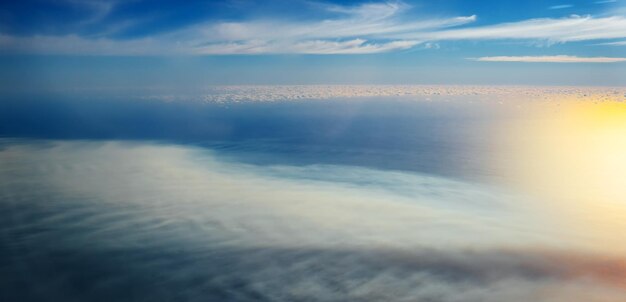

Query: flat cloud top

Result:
[130,85,626,103]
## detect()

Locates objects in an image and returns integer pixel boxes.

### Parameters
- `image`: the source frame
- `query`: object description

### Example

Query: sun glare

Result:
[502,101,626,251]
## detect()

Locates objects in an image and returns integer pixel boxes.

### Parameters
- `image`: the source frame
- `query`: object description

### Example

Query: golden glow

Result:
[500,101,626,251]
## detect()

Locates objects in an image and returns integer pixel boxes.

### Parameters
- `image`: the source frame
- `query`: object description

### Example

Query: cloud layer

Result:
[135,85,626,103]
[1,140,626,301]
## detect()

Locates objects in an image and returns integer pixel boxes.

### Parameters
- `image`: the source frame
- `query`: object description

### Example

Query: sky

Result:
[1,0,626,88]
[2,3,626,301]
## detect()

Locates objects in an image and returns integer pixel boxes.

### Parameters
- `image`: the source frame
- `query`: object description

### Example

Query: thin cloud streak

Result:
[596,40,626,45]
[194,39,421,55]
[419,15,626,42]
[549,4,573,10]
[472,55,626,63]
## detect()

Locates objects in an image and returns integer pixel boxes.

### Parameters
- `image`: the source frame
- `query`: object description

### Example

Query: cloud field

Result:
[1,140,625,301]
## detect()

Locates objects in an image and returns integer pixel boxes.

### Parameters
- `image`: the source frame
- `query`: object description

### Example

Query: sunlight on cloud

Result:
[494,101,626,252]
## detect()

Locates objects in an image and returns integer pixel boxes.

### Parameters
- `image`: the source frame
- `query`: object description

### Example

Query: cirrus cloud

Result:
[2,1,626,55]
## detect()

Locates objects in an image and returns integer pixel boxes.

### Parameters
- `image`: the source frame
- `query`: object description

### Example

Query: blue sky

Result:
[1,0,626,87]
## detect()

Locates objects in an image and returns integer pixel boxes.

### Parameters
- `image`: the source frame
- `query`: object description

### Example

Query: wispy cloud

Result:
[200,13,476,41]
[0,1,472,55]
[420,15,626,43]
[549,4,573,10]
[595,40,626,45]
[194,39,421,55]
[471,55,626,63]
[186,2,473,54]
[175,14,626,54]
[2,1,626,55]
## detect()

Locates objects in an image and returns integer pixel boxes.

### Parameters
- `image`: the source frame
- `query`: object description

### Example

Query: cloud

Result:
[1,140,626,301]
[471,55,626,63]
[173,85,626,103]
[201,14,476,42]
[0,140,570,250]
[175,1,472,54]
[194,39,421,55]
[163,12,626,54]
[3,139,625,251]
[596,40,626,45]
[417,15,626,43]
[549,4,573,10]
[0,1,471,55]
[2,1,626,55]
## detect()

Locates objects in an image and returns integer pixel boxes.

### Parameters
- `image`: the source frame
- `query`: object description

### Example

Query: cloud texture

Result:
[3,1,626,54]
[1,140,625,301]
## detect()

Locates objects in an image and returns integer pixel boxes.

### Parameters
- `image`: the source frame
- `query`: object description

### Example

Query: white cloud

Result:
[194,39,421,55]
[416,15,626,43]
[184,2,472,54]
[3,2,626,55]
[549,4,573,10]
[135,14,626,54]
[0,1,472,55]
[0,140,548,249]
[596,40,626,45]
[200,15,476,42]
[471,55,626,63]
[3,140,626,301]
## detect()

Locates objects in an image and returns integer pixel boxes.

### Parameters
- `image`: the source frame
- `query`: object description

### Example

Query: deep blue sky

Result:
[1,0,626,88]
